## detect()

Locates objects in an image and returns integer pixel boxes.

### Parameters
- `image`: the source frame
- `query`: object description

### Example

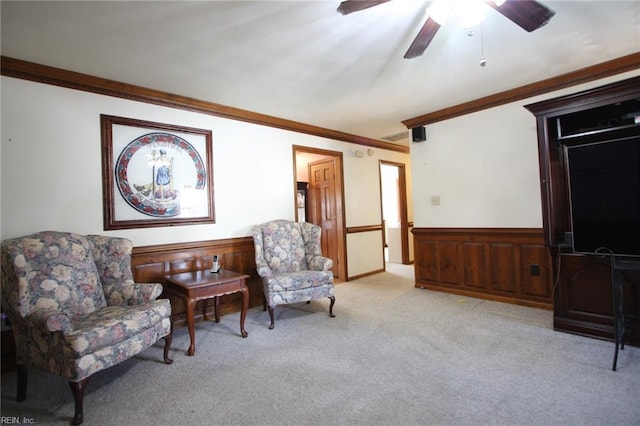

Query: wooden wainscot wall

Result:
[412,228,552,309]
[131,237,262,328]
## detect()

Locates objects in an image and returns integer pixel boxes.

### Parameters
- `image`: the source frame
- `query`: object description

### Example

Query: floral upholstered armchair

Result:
[0,231,173,425]
[252,220,335,329]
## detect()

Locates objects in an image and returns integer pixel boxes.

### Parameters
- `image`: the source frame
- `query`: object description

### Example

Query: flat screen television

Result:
[567,136,640,257]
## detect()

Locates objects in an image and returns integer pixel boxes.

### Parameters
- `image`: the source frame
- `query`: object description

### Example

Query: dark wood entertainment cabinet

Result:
[526,76,640,346]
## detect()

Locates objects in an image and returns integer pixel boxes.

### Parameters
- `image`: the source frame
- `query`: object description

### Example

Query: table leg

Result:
[240,284,248,338]
[202,298,210,321]
[215,296,221,323]
[186,298,197,356]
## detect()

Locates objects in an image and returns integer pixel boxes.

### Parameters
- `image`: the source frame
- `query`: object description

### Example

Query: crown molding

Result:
[0,56,409,154]
[402,52,640,129]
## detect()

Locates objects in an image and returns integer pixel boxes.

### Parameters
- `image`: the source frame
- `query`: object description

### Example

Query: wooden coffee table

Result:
[163,269,249,356]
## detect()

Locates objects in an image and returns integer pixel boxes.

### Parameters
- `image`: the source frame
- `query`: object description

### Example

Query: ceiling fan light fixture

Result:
[427,0,453,25]
[429,0,488,28]
[456,0,487,28]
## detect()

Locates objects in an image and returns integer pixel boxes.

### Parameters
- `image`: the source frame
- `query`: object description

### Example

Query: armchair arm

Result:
[26,309,73,333]
[306,255,333,271]
[255,260,273,278]
[103,281,163,306]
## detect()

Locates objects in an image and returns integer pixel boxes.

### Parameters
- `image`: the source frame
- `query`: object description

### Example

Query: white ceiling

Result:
[2,1,639,146]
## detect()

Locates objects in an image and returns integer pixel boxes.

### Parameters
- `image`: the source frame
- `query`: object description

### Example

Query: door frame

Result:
[293,145,347,282]
[379,160,410,265]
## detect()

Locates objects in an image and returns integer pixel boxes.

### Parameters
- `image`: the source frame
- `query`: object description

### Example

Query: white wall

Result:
[410,70,640,229]
[411,103,542,227]
[0,76,410,277]
[347,232,384,276]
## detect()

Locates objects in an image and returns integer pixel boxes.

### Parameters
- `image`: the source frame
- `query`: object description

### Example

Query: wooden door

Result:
[308,158,339,277]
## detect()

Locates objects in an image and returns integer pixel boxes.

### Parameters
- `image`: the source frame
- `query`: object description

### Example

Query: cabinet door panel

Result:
[463,242,489,289]
[490,243,517,295]
[439,240,463,286]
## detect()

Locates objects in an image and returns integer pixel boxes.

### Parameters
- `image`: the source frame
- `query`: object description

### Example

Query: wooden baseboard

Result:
[416,282,552,310]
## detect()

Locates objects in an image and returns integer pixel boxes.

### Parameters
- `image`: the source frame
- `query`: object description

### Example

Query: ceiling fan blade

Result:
[486,0,555,32]
[404,17,441,59]
[337,0,392,15]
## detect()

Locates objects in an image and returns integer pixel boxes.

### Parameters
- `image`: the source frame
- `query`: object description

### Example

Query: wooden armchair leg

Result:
[329,296,336,318]
[267,305,275,329]
[69,378,89,425]
[16,365,27,402]
[163,333,174,364]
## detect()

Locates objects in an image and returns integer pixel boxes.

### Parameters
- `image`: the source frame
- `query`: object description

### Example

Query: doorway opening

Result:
[293,146,346,282]
[380,161,410,266]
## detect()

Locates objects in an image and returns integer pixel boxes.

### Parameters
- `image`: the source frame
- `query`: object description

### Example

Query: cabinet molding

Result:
[526,76,640,346]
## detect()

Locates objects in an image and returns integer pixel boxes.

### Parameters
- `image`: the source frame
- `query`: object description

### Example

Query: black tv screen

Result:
[567,136,640,257]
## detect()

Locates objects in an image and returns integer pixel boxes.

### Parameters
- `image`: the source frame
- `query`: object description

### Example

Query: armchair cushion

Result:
[65,299,171,357]
[266,270,334,292]
[264,271,334,306]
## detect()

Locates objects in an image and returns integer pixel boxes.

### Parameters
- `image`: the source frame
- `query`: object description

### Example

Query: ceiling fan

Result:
[337,0,555,59]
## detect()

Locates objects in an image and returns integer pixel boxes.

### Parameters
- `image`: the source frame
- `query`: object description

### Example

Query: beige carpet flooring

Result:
[1,263,639,425]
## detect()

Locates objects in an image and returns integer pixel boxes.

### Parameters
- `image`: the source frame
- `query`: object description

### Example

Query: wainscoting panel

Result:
[490,243,517,296]
[440,240,463,286]
[415,240,439,283]
[520,244,552,299]
[168,258,198,274]
[412,228,552,309]
[131,237,261,328]
[463,242,489,289]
